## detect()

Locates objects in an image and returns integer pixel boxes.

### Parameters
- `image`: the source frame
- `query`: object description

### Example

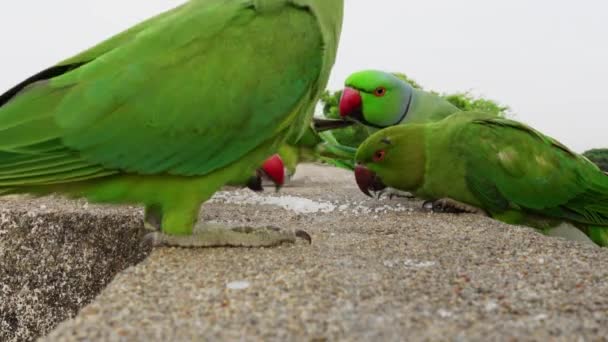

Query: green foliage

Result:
[319,89,370,147]
[394,72,509,117]
[391,72,423,90]
[330,124,374,148]
[583,148,608,172]
[320,90,342,119]
[318,72,510,147]
[443,92,509,117]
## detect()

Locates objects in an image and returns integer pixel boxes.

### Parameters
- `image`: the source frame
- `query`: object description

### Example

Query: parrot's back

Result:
[447,113,608,228]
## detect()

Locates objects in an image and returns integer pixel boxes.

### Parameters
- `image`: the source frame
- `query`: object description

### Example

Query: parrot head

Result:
[339,70,414,128]
[247,154,286,192]
[354,125,426,197]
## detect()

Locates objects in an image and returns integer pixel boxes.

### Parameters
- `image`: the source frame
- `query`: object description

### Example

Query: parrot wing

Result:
[0,0,326,187]
[462,117,608,225]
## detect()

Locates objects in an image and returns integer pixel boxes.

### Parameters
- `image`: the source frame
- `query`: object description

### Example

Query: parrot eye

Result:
[374,87,387,97]
[373,149,386,162]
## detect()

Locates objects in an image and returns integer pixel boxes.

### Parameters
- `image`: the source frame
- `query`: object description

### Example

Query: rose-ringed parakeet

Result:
[0,0,344,247]
[339,70,461,128]
[354,111,608,247]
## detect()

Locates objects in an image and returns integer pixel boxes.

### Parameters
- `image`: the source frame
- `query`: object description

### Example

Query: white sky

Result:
[0,0,606,152]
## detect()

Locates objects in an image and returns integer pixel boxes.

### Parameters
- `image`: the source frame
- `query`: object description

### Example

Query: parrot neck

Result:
[400,128,427,191]
[382,126,427,192]
[360,85,413,130]
[400,89,459,124]
[393,85,414,126]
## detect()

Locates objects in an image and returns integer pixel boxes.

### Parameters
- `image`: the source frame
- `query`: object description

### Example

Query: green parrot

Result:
[338,70,461,128]
[354,111,608,246]
[0,0,344,247]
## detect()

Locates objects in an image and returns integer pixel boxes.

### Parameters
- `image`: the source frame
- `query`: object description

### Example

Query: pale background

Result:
[0,0,606,151]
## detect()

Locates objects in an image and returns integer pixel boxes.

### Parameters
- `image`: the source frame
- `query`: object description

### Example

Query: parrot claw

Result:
[390,192,415,200]
[143,206,162,232]
[423,198,488,215]
[142,224,311,248]
[143,222,160,232]
[422,200,435,211]
[142,232,168,247]
[295,230,312,244]
[376,188,415,200]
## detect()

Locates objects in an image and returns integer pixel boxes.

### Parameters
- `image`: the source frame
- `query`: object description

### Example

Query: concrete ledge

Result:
[2,165,608,341]
[0,197,150,342]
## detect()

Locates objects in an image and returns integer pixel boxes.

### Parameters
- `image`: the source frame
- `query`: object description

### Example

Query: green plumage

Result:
[0,0,343,236]
[356,112,608,246]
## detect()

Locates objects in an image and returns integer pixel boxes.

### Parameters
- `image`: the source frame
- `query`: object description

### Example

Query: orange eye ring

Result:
[374,87,387,97]
[373,150,386,162]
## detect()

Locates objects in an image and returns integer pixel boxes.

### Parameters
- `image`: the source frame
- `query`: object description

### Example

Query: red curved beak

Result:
[354,164,386,197]
[261,154,285,189]
[339,87,362,118]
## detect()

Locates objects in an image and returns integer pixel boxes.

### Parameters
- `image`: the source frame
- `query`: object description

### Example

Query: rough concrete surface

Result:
[1,164,607,341]
[0,197,151,342]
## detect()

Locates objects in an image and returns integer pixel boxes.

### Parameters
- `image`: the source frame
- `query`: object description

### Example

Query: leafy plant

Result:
[583,148,608,172]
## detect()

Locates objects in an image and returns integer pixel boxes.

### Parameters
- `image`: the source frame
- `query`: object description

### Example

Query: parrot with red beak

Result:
[339,70,459,128]
[355,112,608,247]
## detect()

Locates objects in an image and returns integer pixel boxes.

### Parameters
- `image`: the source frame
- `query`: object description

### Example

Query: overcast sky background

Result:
[0,0,606,152]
